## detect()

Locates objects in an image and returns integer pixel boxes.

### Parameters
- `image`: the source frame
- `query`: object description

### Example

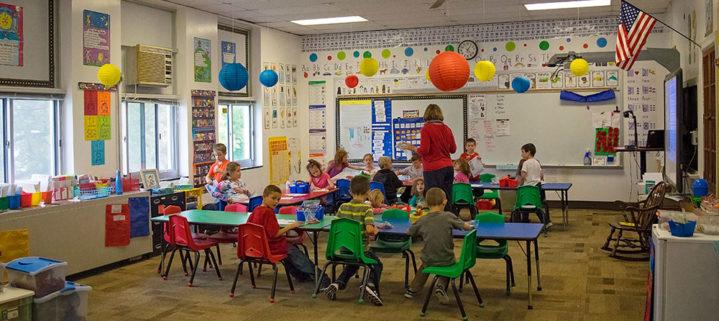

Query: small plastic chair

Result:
[511,185,546,225]
[225,203,248,212]
[472,212,515,295]
[248,196,264,212]
[477,174,502,212]
[157,205,186,275]
[229,223,294,303]
[164,215,222,286]
[452,183,476,220]
[312,218,378,303]
[420,230,483,320]
[370,209,417,289]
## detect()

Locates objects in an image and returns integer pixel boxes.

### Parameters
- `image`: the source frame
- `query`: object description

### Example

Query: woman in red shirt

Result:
[400,104,456,209]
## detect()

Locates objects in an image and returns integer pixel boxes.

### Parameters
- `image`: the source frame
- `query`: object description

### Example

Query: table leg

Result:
[526,240,533,309]
[562,190,569,228]
[534,239,542,291]
[313,231,320,285]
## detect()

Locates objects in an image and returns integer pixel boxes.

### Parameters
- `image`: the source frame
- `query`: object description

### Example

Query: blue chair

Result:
[248,196,263,212]
[336,178,352,202]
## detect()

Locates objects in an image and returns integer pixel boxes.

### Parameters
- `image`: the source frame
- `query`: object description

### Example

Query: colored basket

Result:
[668,220,696,237]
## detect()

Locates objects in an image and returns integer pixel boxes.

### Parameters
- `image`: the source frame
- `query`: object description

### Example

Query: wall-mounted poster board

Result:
[218,25,249,97]
[336,95,467,162]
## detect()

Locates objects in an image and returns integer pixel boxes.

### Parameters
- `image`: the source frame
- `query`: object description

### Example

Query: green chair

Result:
[472,212,515,295]
[477,173,502,212]
[370,209,417,289]
[312,218,378,303]
[452,183,476,220]
[420,230,483,321]
[511,185,546,225]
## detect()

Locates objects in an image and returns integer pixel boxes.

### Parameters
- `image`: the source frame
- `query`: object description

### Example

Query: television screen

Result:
[664,69,683,192]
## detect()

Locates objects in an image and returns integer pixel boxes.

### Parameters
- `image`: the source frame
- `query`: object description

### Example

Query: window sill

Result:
[242,165,263,171]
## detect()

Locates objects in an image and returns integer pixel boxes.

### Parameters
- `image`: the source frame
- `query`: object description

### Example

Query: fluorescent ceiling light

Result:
[291,16,367,26]
[524,0,610,10]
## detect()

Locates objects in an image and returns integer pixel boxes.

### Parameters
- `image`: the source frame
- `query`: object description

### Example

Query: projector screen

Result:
[664,69,683,192]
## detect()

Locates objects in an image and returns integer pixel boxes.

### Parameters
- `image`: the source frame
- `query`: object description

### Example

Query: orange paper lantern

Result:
[428,51,470,91]
[345,74,359,88]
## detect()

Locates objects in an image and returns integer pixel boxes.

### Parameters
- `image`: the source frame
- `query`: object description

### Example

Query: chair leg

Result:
[184,249,194,273]
[331,264,337,282]
[162,247,177,279]
[403,252,410,290]
[230,260,244,297]
[216,244,223,265]
[299,243,309,257]
[257,263,263,277]
[612,229,623,257]
[420,276,439,317]
[283,262,295,293]
[358,265,370,304]
[207,249,222,280]
[496,198,502,214]
[466,271,484,307]
[178,249,188,276]
[313,262,332,298]
[270,264,279,303]
[248,261,257,288]
[203,252,209,272]
[508,256,516,286]
[450,279,468,321]
[157,243,168,274]
[188,251,200,287]
[409,250,417,273]
[458,271,465,292]
[602,226,616,250]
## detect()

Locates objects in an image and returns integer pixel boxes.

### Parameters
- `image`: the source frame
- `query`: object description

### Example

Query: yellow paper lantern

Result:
[425,69,431,81]
[569,58,589,76]
[473,60,496,81]
[359,58,379,77]
[97,64,122,87]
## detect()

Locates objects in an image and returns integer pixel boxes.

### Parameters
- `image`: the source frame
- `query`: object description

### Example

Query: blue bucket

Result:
[668,220,696,237]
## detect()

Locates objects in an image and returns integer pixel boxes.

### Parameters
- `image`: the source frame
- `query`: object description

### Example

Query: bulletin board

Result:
[336,95,466,162]
[218,25,249,97]
[0,0,56,87]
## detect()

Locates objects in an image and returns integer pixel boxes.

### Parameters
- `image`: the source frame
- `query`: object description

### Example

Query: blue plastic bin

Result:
[8,194,20,209]
[296,205,324,221]
[668,220,696,237]
[2,257,68,298]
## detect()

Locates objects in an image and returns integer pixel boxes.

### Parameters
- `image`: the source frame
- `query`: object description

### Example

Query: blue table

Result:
[471,182,573,227]
[376,219,543,309]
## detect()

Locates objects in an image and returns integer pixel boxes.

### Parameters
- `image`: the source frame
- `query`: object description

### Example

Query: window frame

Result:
[122,100,179,180]
[0,97,62,183]
[218,100,257,168]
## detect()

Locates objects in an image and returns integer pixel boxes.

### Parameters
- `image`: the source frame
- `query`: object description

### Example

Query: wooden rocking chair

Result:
[602,182,667,260]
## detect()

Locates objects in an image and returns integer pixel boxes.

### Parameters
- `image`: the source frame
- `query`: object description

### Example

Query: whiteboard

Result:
[468,92,622,166]
[337,95,467,161]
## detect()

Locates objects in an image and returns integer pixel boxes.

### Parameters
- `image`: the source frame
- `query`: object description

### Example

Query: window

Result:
[0,98,61,182]
[122,101,179,179]
[217,102,255,167]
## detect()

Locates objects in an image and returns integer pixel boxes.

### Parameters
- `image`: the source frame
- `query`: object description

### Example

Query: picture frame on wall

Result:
[140,169,161,189]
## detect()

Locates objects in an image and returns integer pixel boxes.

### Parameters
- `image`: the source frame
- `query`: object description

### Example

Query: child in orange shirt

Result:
[205,143,230,185]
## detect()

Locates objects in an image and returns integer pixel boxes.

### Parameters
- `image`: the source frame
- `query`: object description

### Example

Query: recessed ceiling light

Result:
[291,16,367,26]
[524,0,611,11]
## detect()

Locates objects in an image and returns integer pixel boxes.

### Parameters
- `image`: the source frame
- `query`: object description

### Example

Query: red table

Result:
[234,189,336,206]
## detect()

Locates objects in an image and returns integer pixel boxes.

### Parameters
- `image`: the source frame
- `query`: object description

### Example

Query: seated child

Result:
[368,189,389,215]
[307,159,334,190]
[214,162,252,203]
[205,143,230,185]
[398,153,423,203]
[362,153,379,178]
[323,176,383,306]
[460,138,484,181]
[408,178,426,208]
[248,185,331,286]
[372,156,404,205]
[518,143,550,225]
[453,159,471,184]
[405,187,473,303]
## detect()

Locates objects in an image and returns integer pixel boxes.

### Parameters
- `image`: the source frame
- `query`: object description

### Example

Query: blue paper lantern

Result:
[219,63,248,91]
[692,178,709,197]
[259,69,279,87]
[511,76,531,93]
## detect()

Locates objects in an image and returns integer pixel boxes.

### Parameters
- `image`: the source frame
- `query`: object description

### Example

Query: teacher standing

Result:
[400,104,456,209]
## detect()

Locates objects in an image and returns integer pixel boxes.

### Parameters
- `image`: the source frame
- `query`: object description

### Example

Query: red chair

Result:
[164,215,222,286]
[278,206,309,257]
[229,223,294,302]
[157,205,186,275]
[225,203,248,212]
[208,204,246,265]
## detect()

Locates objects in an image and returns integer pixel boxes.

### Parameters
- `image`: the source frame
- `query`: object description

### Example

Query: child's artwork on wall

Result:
[193,37,211,82]
[83,89,111,142]
[91,140,104,166]
[82,10,110,66]
[0,2,23,66]
[268,136,289,185]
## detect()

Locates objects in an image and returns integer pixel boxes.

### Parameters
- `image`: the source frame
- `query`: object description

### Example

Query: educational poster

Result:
[221,40,236,67]
[338,99,372,159]
[606,70,619,86]
[193,37,211,82]
[105,204,130,247]
[551,72,564,89]
[82,10,110,66]
[497,74,510,90]
[564,71,577,88]
[392,117,423,160]
[268,136,290,185]
[91,140,104,166]
[309,104,327,158]
[0,2,23,66]
[309,80,327,105]
[372,99,393,160]
[495,119,511,137]
[624,62,662,147]
[467,94,486,140]
[706,0,713,37]
[591,71,605,87]
[536,72,551,89]
[83,89,111,141]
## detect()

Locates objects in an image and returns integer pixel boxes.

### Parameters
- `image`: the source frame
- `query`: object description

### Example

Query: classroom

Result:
[0,0,717,320]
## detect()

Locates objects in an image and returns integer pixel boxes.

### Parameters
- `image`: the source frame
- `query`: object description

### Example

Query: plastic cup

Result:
[21,192,32,208]
[31,192,42,206]
[42,191,53,205]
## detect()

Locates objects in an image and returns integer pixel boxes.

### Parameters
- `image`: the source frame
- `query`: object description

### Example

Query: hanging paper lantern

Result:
[219,63,248,91]
[259,69,279,87]
[570,58,589,76]
[473,61,496,81]
[345,74,359,88]
[428,51,470,91]
[97,64,122,87]
[511,76,531,93]
[425,69,431,81]
[359,58,379,77]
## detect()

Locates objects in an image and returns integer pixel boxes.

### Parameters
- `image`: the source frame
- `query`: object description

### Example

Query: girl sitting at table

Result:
[408,178,427,209]
[368,189,389,214]
[217,162,252,203]
[307,159,334,191]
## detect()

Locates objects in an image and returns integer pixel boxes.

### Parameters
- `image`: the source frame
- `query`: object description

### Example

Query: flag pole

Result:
[624,0,702,48]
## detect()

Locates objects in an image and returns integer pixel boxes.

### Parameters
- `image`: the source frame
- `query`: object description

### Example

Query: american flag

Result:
[615,1,656,70]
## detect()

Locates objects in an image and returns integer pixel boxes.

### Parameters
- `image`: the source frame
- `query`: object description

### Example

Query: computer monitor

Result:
[664,69,684,193]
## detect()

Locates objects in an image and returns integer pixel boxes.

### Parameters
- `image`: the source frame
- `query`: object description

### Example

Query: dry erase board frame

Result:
[336,94,467,163]
[0,0,56,88]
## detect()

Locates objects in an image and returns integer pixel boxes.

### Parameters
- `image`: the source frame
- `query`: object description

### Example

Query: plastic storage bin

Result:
[296,205,324,221]
[668,220,697,237]
[289,181,310,194]
[2,257,68,298]
[0,287,34,321]
[8,195,20,209]
[33,281,91,321]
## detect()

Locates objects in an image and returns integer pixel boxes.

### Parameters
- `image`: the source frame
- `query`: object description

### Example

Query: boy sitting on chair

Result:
[404,187,473,304]
[248,185,331,286]
[322,176,384,306]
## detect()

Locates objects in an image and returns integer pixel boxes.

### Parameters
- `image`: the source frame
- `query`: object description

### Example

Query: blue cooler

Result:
[2,257,68,299]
